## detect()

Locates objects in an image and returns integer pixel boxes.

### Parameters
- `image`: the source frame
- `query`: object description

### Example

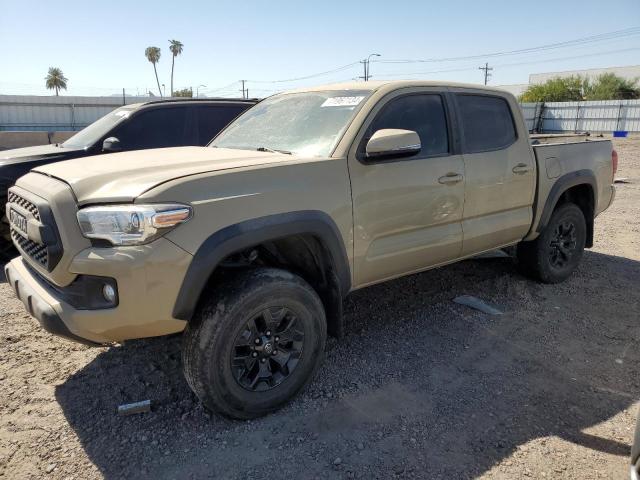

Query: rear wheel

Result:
[517,202,586,283]
[182,268,326,419]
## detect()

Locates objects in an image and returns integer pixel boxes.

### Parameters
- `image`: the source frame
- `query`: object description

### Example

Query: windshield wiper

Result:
[256,147,292,155]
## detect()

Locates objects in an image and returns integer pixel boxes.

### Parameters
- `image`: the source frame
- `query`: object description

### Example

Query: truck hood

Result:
[32,146,293,204]
[0,144,84,165]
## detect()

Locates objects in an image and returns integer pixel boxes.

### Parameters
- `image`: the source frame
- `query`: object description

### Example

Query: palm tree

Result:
[168,40,184,97]
[45,67,68,96]
[145,46,163,97]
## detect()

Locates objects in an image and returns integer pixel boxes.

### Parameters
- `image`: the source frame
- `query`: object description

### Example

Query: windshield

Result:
[62,106,136,149]
[211,90,371,157]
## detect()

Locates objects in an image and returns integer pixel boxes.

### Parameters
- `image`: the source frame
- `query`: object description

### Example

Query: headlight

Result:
[77,204,192,246]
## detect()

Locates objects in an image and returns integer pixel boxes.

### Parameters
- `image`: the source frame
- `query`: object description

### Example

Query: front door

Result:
[348,89,466,288]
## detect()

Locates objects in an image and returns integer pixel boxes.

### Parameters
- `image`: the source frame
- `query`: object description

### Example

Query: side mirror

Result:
[102,137,122,152]
[365,129,421,160]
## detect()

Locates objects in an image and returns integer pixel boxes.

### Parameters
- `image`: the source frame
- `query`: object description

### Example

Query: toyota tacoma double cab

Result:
[4,81,616,419]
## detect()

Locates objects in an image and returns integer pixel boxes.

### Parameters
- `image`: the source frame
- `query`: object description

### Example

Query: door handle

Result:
[512,163,532,175]
[438,173,464,185]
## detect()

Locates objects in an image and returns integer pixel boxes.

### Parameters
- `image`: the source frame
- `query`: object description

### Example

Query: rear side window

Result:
[368,94,449,158]
[112,107,189,150]
[456,95,516,153]
[198,105,250,145]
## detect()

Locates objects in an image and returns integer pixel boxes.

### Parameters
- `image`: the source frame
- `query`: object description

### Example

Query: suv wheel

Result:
[182,268,326,419]
[517,202,586,283]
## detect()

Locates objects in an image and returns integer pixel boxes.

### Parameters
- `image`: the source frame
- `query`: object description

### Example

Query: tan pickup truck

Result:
[4,81,616,419]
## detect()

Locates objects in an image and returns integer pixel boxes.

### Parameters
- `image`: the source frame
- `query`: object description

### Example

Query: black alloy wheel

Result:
[548,220,578,269]
[231,307,305,392]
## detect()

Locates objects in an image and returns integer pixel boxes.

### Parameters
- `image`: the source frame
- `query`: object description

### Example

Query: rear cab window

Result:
[456,94,516,153]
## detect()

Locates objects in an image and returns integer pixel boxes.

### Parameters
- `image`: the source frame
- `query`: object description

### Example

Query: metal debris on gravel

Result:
[117,400,152,416]
[453,295,504,315]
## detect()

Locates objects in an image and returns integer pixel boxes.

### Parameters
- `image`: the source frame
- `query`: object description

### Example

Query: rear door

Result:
[348,88,466,287]
[452,91,536,255]
[196,103,252,145]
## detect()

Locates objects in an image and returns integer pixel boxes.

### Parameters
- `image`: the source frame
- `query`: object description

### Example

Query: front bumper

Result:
[5,238,193,344]
[5,259,100,346]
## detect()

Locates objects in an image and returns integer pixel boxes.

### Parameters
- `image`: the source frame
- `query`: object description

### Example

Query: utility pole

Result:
[240,80,247,99]
[479,62,493,85]
[360,61,368,81]
[360,54,381,81]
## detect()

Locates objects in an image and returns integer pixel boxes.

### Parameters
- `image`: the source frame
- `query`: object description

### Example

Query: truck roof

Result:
[286,80,513,96]
[121,98,258,110]
[143,97,258,105]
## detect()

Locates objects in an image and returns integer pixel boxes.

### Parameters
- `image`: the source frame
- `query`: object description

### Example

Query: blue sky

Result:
[1,0,639,97]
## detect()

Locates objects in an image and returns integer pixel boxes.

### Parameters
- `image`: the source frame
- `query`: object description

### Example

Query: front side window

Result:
[211,90,372,157]
[111,107,189,150]
[367,94,449,158]
[457,95,516,153]
[62,106,135,149]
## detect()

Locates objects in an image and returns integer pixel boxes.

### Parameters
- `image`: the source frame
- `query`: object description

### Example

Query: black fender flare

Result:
[536,169,597,233]
[536,169,597,247]
[172,210,351,321]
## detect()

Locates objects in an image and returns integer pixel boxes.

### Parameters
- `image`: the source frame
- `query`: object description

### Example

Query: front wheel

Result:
[182,268,327,419]
[517,202,586,283]
[0,216,16,261]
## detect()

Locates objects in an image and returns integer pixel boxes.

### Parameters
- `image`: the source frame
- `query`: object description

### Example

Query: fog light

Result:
[102,284,116,303]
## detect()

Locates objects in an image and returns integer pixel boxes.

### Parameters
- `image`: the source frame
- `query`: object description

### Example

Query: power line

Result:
[218,28,639,89]
[375,27,640,64]
[200,81,240,95]
[372,47,640,79]
[246,62,360,84]
[493,47,640,70]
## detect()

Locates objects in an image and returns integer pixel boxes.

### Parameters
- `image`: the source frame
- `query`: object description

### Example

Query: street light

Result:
[161,84,166,97]
[196,84,206,97]
[365,53,381,81]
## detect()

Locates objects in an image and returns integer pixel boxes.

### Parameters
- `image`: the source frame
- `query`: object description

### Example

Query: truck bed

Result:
[527,138,615,239]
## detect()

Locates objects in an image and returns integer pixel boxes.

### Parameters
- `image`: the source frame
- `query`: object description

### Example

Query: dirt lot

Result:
[0,137,639,480]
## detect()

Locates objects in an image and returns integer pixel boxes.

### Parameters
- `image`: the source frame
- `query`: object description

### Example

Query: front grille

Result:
[8,189,62,271]
[11,229,48,266]
[8,191,40,221]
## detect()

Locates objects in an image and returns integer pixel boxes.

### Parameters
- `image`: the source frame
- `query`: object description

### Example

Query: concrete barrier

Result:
[0,131,75,151]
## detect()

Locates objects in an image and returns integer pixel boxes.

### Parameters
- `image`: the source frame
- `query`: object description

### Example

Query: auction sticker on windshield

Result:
[321,96,366,107]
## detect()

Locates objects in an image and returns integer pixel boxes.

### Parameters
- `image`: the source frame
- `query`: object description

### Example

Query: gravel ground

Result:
[1,137,639,480]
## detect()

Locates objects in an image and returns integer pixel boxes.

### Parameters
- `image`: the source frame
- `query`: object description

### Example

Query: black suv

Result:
[0,98,257,253]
